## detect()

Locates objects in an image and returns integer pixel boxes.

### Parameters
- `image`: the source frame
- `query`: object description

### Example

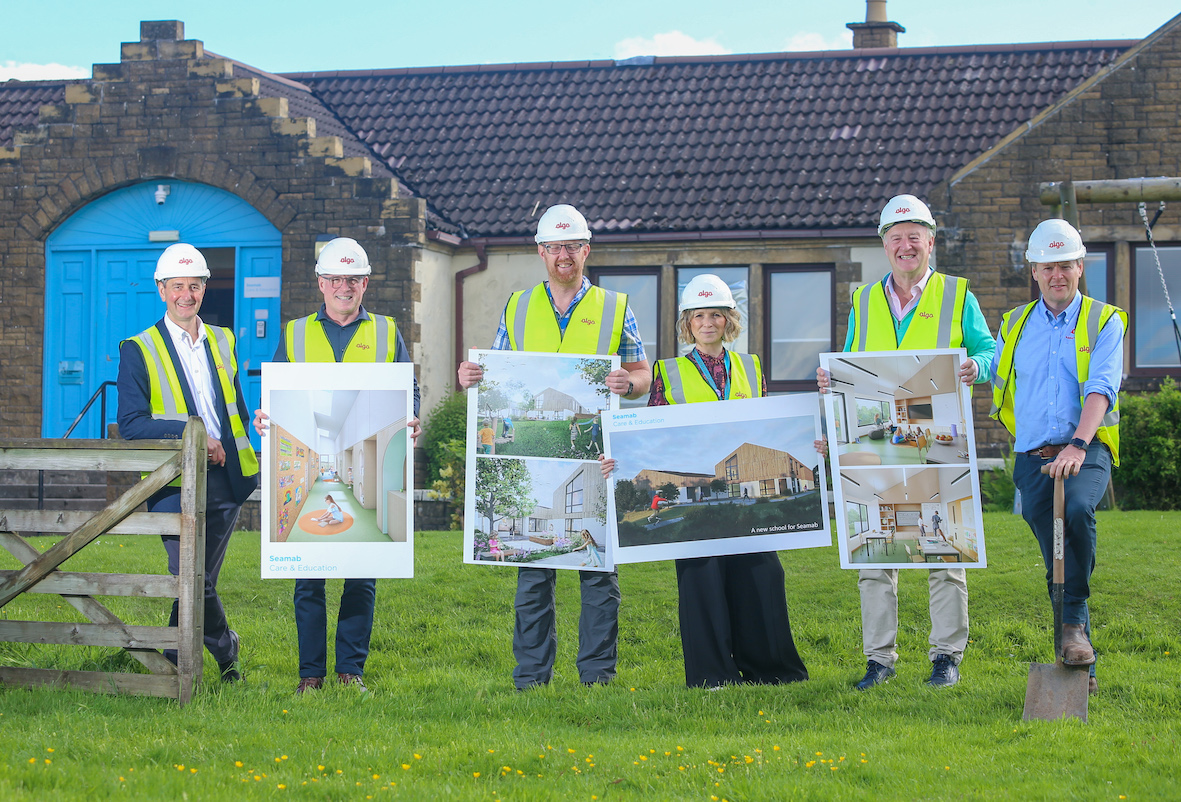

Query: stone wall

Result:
[0,20,425,439]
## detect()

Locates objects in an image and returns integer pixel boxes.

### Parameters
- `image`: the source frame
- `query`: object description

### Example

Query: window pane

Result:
[768,270,832,382]
[1083,253,1107,304]
[595,272,658,359]
[1134,245,1181,368]
[677,267,748,355]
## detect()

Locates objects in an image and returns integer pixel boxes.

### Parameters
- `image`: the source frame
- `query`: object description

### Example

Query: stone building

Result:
[2,7,1180,466]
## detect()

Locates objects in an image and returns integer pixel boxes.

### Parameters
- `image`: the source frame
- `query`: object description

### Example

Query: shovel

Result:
[1022,467,1089,722]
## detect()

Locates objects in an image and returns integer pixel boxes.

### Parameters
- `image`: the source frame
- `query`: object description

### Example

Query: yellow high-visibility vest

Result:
[127,324,260,481]
[850,272,969,350]
[654,352,762,404]
[989,296,1125,465]
[285,313,400,362]
[504,283,626,354]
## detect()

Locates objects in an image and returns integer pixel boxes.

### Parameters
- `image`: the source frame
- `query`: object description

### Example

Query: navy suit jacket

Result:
[116,319,259,506]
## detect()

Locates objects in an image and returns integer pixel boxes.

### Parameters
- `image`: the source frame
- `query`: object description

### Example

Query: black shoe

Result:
[855,660,895,690]
[926,654,959,687]
[218,631,242,683]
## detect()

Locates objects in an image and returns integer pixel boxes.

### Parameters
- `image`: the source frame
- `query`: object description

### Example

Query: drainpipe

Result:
[454,243,488,389]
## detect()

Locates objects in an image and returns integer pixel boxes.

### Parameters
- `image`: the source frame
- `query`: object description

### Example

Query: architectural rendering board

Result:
[820,348,988,570]
[605,394,830,564]
[464,350,619,572]
[260,362,415,578]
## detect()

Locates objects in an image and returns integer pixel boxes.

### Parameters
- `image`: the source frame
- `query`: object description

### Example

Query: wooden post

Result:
[177,418,208,704]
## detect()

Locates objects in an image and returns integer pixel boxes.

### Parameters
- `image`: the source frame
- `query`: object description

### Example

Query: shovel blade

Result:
[1022,662,1090,722]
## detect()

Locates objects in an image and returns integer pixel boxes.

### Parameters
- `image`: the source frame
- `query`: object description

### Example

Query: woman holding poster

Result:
[604,274,809,688]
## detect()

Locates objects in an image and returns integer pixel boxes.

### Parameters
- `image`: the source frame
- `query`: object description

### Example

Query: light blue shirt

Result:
[990,292,1124,452]
[843,270,995,384]
[491,276,646,361]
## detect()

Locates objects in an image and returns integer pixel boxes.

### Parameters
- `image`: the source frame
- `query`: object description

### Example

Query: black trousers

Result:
[675,552,809,688]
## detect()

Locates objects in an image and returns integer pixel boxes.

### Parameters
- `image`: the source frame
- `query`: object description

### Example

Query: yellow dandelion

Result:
[861,759,868,764]
[373,774,381,779]
[677,746,684,752]
[488,749,495,753]
[235,761,244,768]
[317,765,324,771]
[190,768,197,774]
[176,764,185,771]
[119,777,125,782]
[717,767,725,773]
[805,761,816,768]
[414,754,422,759]
[664,751,671,756]
[815,751,823,756]
[275,757,282,763]
[337,769,343,774]
[281,755,288,760]
[282,709,288,714]
[840,756,846,762]
[758,710,764,715]
[28,758,35,764]
[630,687,636,691]
[773,746,780,752]
[401,764,410,770]
[278,784,286,790]
[831,766,838,772]
[45,760,52,766]
[650,749,656,754]
[46,748,54,753]
[633,761,639,766]
[473,772,481,778]
[860,752,866,757]
[945,766,950,771]
[253,775,261,781]
[568,748,576,754]
[640,756,648,761]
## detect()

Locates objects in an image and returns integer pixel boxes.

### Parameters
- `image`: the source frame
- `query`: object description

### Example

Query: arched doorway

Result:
[43,181,282,442]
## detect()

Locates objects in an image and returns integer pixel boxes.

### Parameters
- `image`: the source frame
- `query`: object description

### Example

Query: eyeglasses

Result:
[541,243,587,255]
[323,276,364,288]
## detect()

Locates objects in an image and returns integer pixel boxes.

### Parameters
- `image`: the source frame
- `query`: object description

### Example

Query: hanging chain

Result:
[1138,201,1175,314]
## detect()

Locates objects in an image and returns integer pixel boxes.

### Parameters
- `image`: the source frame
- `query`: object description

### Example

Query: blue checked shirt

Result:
[490,277,646,362]
[990,292,1124,453]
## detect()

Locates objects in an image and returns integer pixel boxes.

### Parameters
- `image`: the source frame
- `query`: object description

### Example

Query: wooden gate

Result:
[0,419,207,704]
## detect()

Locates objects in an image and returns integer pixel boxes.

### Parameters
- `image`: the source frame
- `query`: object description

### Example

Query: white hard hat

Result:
[535,204,592,244]
[315,237,371,276]
[154,243,210,282]
[680,274,737,312]
[878,194,937,237]
[1025,219,1086,263]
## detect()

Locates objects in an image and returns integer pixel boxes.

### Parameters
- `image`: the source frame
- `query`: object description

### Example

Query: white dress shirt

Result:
[162,316,223,441]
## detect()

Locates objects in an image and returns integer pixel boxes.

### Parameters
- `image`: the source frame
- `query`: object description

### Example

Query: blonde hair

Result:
[677,307,742,345]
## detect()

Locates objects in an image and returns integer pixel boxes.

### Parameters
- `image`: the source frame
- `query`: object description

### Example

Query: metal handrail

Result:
[62,381,117,439]
[39,380,118,511]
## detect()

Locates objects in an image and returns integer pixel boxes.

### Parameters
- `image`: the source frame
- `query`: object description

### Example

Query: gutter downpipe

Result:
[454,243,488,389]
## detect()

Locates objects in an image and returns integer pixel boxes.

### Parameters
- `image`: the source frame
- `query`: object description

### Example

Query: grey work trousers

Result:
[512,566,619,689]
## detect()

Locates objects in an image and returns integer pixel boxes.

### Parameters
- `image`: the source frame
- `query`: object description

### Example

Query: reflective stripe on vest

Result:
[505,283,626,355]
[127,324,260,481]
[285,314,398,363]
[658,352,762,404]
[989,296,1126,466]
[851,273,968,351]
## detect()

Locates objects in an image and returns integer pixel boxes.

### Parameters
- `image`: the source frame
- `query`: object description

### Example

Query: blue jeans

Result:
[1013,443,1110,645]
[294,578,377,677]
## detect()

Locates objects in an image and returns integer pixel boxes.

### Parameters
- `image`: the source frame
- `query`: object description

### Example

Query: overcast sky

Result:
[3,1,1175,80]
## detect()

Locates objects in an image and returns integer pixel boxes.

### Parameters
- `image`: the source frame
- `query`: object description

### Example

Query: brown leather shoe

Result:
[1088,676,1098,695]
[1061,624,1096,666]
[296,676,324,694]
[338,673,368,690]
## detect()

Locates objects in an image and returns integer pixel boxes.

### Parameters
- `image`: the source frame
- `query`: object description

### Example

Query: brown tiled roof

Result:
[287,41,1132,239]
[0,80,65,148]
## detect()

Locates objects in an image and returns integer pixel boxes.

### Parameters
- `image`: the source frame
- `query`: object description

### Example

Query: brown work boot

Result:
[338,673,368,691]
[1088,676,1098,695]
[1061,624,1096,666]
[296,676,324,694]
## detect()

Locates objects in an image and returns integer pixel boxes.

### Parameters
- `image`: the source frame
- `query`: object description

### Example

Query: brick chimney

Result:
[846,0,905,49]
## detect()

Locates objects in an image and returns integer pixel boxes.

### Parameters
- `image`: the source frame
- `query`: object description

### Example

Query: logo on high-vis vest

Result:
[354,343,371,350]
[918,311,934,319]
[581,318,597,326]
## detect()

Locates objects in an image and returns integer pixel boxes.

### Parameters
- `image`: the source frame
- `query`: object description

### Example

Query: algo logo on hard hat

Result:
[1048,241,1066,249]
[698,290,713,298]
[895,206,910,214]
[555,222,570,230]
[340,257,355,264]
[178,257,193,265]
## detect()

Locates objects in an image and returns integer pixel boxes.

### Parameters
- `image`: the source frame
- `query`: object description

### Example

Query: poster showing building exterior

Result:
[464,350,619,571]
[605,394,830,563]
[261,362,415,578]
[820,349,987,570]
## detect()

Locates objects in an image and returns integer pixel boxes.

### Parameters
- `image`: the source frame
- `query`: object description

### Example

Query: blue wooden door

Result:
[43,181,282,439]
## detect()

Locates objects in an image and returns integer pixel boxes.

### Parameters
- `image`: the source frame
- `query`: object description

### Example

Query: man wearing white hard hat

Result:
[117,243,260,682]
[457,204,651,690]
[990,219,1125,695]
[816,194,995,690]
[254,236,421,694]
[603,274,809,688]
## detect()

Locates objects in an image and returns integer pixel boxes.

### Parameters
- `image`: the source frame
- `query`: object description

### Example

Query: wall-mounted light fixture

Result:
[154,184,170,205]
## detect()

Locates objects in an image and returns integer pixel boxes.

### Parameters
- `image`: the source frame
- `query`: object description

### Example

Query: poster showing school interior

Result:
[605,394,830,564]
[261,362,415,579]
[820,348,987,570]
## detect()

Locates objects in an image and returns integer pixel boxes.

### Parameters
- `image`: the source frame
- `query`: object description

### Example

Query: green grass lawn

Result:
[495,419,601,459]
[0,511,1178,800]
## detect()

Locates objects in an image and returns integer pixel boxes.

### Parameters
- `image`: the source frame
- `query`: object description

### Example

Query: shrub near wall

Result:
[1113,378,1181,510]
[423,391,468,484]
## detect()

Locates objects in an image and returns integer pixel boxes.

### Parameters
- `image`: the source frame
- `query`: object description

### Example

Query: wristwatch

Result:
[1069,437,1089,450]
[626,380,634,397]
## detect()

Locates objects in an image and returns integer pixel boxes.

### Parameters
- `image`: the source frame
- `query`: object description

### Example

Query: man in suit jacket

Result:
[117,243,260,682]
